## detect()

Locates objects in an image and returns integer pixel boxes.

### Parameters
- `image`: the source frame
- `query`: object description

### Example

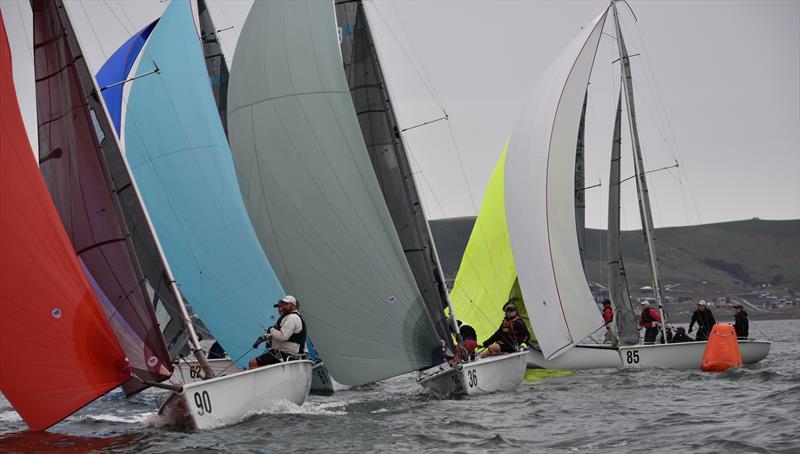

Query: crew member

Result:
[602,299,614,325]
[688,300,716,341]
[733,304,749,339]
[450,320,478,364]
[670,326,692,343]
[249,295,307,368]
[638,300,661,344]
[481,302,530,358]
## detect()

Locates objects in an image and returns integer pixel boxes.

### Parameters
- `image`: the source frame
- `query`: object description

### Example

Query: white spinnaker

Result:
[505,8,609,360]
[227,0,441,385]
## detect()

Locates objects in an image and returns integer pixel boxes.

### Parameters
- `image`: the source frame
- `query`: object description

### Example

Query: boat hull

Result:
[160,359,313,429]
[418,351,527,396]
[172,358,238,384]
[310,362,351,395]
[527,344,621,369]
[618,340,771,370]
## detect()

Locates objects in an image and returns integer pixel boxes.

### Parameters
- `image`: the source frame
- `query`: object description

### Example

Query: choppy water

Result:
[1,319,798,453]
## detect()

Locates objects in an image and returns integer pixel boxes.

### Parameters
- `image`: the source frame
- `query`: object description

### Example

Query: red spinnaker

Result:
[0,12,131,431]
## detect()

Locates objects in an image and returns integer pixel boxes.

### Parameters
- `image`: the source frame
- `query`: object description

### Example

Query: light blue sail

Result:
[121,0,283,367]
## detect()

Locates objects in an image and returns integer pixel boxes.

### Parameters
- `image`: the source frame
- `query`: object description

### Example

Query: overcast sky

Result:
[2,0,798,229]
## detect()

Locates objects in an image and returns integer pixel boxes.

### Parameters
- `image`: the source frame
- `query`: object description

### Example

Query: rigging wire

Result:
[77,1,109,61]
[101,0,132,35]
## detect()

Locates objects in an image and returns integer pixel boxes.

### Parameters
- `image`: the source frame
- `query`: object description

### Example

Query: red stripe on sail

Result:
[0,13,130,431]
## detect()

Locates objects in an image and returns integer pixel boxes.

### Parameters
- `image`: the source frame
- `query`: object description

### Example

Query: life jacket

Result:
[602,306,614,324]
[640,307,658,328]
[501,317,528,344]
[274,310,307,354]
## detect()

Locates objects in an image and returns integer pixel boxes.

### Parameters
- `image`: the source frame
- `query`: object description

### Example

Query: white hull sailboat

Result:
[419,351,528,396]
[160,360,313,430]
[527,344,621,370]
[618,340,771,370]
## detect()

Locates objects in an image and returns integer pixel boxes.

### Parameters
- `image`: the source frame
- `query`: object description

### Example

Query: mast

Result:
[607,89,639,345]
[611,1,668,342]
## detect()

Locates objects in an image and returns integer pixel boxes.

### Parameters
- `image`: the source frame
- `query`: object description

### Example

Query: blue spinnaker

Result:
[96,20,157,135]
[118,0,284,367]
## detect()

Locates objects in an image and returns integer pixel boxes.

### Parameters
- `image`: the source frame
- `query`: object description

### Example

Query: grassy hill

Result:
[430,218,800,293]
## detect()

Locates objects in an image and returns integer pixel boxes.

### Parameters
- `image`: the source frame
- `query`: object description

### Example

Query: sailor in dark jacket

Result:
[480,302,530,358]
[733,304,749,339]
[670,327,692,343]
[688,301,716,341]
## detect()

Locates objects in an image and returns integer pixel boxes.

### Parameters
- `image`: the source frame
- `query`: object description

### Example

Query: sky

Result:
[2,0,798,230]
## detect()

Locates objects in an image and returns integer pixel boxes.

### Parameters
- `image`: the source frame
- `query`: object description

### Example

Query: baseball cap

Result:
[274,295,297,307]
[698,300,706,306]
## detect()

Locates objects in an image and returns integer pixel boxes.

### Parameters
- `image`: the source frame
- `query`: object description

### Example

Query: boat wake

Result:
[246,400,347,417]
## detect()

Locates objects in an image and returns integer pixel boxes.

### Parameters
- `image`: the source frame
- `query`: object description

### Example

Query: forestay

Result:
[32,0,172,393]
[505,9,609,360]
[0,16,130,430]
[120,0,283,368]
[227,0,442,385]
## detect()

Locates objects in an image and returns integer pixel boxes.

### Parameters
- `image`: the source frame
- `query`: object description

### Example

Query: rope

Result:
[217,347,255,376]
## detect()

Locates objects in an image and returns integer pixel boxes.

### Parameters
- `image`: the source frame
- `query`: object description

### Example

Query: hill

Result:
[430,218,800,293]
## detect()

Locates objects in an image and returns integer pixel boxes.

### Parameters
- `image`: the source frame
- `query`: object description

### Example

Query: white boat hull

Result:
[527,344,621,369]
[310,362,351,395]
[172,358,239,384]
[418,351,527,396]
[160,359,313,429]
[618,340,771,370]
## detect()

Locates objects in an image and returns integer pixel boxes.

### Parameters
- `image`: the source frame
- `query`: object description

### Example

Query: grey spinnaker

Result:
[335,0,453,348]
[608,90,639,345]
[227,0,443,385]
[197,0,229,138]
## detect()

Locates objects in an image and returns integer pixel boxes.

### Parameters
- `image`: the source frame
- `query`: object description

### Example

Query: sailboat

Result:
[226,0,526,397]
[94,0,312,427]
[468,1,770,371]
[0,12,131,431]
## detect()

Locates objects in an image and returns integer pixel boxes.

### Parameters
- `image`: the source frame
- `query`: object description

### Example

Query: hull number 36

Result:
[467,369,478,388]
[625,350,640,364]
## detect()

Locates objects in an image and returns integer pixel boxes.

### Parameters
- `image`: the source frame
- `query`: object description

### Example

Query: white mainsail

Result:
[505,9,609,360]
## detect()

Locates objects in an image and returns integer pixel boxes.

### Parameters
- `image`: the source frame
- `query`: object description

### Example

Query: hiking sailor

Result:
[249,295,307,368]
[480,302,530,358]
[688,300,716,342]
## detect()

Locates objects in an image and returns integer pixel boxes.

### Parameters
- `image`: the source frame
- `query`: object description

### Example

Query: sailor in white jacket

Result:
[249,295,307,368]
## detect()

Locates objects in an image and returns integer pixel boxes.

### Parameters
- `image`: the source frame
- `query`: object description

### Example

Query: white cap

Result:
[698,300,706,306]
[274,295,297,307]
[640,301,650,305]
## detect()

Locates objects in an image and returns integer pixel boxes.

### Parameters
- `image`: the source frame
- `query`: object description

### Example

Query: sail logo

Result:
[337,25,355,44]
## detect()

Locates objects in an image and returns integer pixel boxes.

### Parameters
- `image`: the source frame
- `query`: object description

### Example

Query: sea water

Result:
[1,319,797,453]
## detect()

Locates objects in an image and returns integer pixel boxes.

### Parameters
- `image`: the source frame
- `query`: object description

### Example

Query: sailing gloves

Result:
[252,334,272,349]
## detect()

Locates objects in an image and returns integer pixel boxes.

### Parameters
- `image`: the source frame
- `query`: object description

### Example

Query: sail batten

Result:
[32,0,172,394]
[228,0,442,385]
[0,13,130,430]
[505,9,609,360]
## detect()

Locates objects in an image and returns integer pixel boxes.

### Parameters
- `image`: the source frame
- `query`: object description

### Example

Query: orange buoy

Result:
[701,323,742,372]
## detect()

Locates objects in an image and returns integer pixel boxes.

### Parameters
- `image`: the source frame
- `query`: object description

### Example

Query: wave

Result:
[247,400,347,417]
[0,411,21,422]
